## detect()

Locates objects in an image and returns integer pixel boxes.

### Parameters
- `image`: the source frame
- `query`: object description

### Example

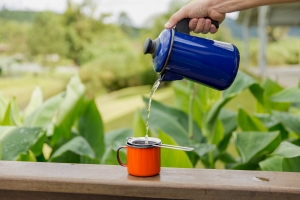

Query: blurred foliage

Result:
[28,12,68,57]
[2,72,300,172]
[0,19,30,54]
[0,75,105,163]
[0,9,37,22]
[0,0,299,94]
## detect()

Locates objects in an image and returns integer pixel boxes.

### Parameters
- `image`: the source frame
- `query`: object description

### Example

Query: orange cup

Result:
[117,137,161,177]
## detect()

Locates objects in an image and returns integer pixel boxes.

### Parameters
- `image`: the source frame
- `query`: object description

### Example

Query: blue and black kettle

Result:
[143,18,240,90]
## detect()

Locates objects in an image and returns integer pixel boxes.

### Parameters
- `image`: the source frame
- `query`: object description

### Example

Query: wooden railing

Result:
[0,161,299,200]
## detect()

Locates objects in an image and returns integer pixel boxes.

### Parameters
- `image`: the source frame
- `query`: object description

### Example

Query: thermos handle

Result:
[117,146,127,167]
[175,18,219,34]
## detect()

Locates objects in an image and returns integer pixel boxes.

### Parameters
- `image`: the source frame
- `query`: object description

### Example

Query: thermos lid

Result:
[143,29,174,73]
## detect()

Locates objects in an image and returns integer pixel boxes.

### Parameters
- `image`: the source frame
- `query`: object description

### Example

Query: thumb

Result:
[165,7,188,28]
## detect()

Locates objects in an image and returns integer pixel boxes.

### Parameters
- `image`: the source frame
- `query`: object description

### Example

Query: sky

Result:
[0,0,238,27]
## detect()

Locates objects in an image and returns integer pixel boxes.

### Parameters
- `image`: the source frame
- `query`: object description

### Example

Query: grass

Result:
[0,73,71,109]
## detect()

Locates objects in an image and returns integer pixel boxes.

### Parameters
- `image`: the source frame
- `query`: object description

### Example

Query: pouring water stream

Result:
[144,78,194,151]
[145,78,161,144]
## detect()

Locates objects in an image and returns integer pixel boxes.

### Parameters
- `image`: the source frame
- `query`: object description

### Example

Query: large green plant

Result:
[2,72,300,172]
[133,71,300,171]
[132,71,256,168]
[0,75,107,163]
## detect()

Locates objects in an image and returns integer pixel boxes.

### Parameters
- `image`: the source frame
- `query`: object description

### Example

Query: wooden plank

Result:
[0,161,300,199]
[0,190,163,200]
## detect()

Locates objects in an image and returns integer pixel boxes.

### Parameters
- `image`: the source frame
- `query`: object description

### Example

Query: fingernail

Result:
[192,18,198,24]
[200,18,205,24]
[165,21,171,28]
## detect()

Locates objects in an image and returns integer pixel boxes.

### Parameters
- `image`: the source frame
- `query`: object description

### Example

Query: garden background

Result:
[1,0,300,171]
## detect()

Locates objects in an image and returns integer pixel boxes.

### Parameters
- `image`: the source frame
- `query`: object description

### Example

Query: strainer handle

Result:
[117,146,127,167]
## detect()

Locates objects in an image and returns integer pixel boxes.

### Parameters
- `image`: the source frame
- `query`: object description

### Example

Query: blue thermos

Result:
[143,18,240,90]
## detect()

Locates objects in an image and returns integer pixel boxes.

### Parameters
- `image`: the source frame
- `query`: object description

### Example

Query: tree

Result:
[27,12,68,56]
[117,12,138,37]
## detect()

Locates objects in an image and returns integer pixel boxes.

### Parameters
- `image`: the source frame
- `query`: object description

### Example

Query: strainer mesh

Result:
[131,140,157,145]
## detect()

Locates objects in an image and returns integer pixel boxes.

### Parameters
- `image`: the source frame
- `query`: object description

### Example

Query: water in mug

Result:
[145,78,161,144]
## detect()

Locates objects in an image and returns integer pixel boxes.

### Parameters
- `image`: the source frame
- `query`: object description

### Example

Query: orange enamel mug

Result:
[117,137,194,177]
[117,137,161,177]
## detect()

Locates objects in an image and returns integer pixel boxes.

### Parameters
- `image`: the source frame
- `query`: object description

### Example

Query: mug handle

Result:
[117,146,127,167]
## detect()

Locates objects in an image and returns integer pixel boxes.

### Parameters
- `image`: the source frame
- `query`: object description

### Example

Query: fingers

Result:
[194,18,205,33]
[189,18,198,31]
[209,25,217,34]
[189,18,218,34]
[165,6,188,28]
[202,19,211,34]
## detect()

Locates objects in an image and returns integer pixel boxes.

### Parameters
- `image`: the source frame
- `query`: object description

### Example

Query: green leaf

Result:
[223,71,256,98]
[237,108,268,131]
[269,123,288,140]
[102,128,132,164]
[218,109,237,151]
[0,93,8,122]
[261,78,290,111]
[172,82,217,141]
[249,83,264,106]
[49,136,95,163]
[197,84,221,113]
[158,130,193,168]
[220,109,237,137]
[193,143,215,157]
[231,155,265,170]
[132,110,148,138]
[255,114,288,140]
[282,157,300,172]
[219,152,236,164]
[272,111,300,136]
[17,150,37,162]
[24,86,43,118]
[142,97,202,145]
[259,156,283,171]
[173,82,219,130]
[52,76,86,145]
[101,146,126,165]
[255,114,279,128]
[78,99,104,160]
[10,97,22,126]
[105,128,132,150]
[23,92,64,127]
[0,127,42,160]
[30,131,46,157]
[205,70,257,134]
[235,131,281,163]
[210,118,224,145]
[172,81,190,113]
[272,141,300,158]
[1,102,12,125]
[270,88,300,103]
[204,95,235,137]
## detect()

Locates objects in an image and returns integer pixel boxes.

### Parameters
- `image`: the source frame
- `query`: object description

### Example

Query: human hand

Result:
[164,0,226,34]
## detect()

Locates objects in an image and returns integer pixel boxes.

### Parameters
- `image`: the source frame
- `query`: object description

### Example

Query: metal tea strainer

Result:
[126,137,194,151]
